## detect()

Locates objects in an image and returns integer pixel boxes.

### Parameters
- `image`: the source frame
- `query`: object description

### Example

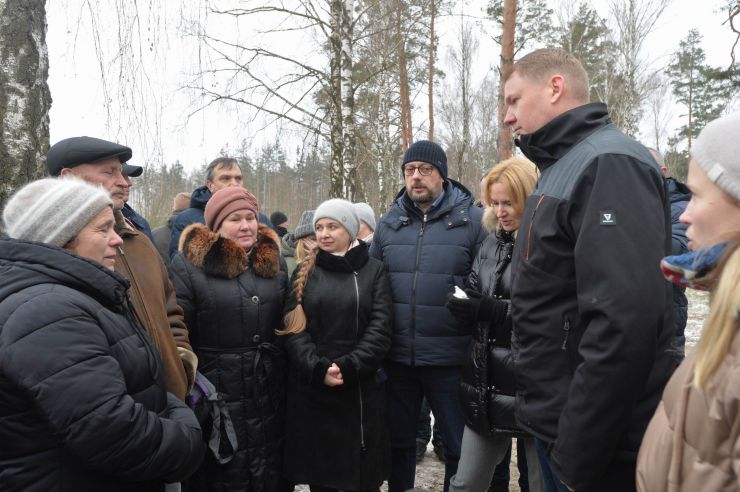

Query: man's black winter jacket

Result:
[510,103,675,490]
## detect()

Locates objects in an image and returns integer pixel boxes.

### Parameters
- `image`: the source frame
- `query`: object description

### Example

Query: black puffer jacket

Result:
[459,227,522,437]
[283,242,392,490]
[170,224,289,492]
[0,238,204,492]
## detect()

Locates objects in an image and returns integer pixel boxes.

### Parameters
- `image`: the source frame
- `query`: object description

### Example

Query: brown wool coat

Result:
[114,211,196,400]
[637,333,740,492]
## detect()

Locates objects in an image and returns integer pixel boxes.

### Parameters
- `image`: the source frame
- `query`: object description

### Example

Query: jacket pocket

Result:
[560,313,582,372]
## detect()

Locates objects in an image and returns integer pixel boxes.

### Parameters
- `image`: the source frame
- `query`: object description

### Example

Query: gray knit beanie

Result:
[353,202,376,231]
[690,111,740,201]
[293,210,315,240]
[3,177,113,247]
[313,199,360,240]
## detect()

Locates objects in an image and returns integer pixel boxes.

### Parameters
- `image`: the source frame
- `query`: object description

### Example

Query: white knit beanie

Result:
[353,202,376,231]
[3,177,113,247]
[690,111,740,201]
[313,198,360,240]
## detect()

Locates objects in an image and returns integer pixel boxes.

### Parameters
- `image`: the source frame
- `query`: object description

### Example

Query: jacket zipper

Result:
[352,271,366,451]
[561,318,571,350]
[525,195,545,262]
[409,213,428,367]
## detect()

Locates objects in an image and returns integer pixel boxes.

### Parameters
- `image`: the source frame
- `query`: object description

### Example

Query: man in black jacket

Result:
[503,48,674,492]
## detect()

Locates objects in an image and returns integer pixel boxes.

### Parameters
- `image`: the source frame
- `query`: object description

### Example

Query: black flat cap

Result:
[47,136,137,177]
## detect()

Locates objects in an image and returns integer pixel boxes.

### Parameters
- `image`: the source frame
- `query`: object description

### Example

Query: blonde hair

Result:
[277,246,319,335]
[295,237,313,264]
[507,48,590,104]
[693,237,740,388]
[481,156,538,231]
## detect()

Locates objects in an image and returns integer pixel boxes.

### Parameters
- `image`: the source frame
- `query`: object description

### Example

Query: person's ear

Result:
[59,168,74,177]
[549,74,565,104]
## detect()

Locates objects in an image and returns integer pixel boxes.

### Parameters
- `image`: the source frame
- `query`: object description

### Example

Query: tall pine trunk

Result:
[0,0,50,213]
[428,0,435,141]
[341,0,358,200]
[396,0,412,150]
[497,0,516,160]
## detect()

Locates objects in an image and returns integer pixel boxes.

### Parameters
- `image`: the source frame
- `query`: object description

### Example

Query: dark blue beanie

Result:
[402,140,448,180]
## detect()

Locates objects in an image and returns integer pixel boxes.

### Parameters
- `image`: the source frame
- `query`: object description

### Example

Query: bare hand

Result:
[324,363,344,386]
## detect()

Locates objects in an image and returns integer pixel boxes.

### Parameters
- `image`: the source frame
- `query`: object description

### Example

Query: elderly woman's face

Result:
[680,158,740,250]
[219,209,258,250]
[65,207,123,270]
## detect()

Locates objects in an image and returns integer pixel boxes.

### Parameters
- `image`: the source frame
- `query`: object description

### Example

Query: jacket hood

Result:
[666,177,691,204]
[189,186,212,210]
[166,210,182,229]
[0,237,129,308]
[394,178,475,219]
[517,102,611,171]
[179,223,281,279]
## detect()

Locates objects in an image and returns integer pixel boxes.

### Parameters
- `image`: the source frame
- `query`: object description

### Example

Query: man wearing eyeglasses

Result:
[370,140,486,492]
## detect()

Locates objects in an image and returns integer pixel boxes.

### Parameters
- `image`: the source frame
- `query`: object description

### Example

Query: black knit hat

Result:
[270,211,288,226]
[402,140,448,180]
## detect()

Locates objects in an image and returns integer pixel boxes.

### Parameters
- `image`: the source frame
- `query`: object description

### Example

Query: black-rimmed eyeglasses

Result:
[403,164,435,176]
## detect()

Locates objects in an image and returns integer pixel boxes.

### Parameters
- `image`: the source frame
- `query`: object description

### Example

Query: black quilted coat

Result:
[170,224,289,492]
[0,237,204,492]
[282,242,392,490]
[459,228,523,437]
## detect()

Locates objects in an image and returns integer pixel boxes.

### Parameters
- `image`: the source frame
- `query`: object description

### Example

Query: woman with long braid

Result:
[279,198,393,492]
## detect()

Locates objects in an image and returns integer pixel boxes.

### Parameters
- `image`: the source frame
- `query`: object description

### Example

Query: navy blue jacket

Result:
[370,180,486,367]
[170,186,274,258]
[666,177,691,352]
[123,203,154,242]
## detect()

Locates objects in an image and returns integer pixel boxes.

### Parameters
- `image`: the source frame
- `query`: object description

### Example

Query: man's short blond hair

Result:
[507,48,590,104]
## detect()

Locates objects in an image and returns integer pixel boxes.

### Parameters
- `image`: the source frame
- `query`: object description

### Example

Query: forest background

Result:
[1,0,738,228]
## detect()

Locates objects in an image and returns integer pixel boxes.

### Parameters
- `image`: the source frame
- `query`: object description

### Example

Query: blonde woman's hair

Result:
[277,246,319,335]
[693,236,740,388]
[480,156,538,232]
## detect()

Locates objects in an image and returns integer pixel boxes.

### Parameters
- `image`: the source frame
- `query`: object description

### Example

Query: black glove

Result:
[469,288,508,325]
[445,290,479,328]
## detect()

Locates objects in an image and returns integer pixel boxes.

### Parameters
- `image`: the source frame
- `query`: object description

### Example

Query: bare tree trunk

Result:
[329,0,344,198]
[396,0,412,149]
[341,0,357,200]
[0,0,50,213]
[428,0,435,141]
[497,0,516,160]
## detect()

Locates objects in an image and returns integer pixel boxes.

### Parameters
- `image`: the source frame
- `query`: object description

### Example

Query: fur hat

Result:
[293,210,315,240]
[204,187,259,232]
[353,202,376,231]
[402,140,448,180]
[3,177,113,247]
[313,198,360,240]
[173,192,191,212]
[691,111,740,201]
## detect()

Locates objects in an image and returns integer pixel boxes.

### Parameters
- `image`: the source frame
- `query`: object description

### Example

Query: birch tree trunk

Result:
[497,0,516,160]
[341,0,358,200]
[0,0,50,213]
[428,0,435,141]
[329,0,345,198]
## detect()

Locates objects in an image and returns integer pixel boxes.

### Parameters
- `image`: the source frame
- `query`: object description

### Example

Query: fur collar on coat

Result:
[179,223,281,279]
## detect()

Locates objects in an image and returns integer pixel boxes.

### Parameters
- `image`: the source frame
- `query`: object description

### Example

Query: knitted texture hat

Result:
[3,177,113,247]
[293,210,315,239]
[204,187,259,232]
[402,140,448,180]
[353,202,376,231]
[690,111,740,201]
[270,211,288,226]
[313,199,360,240]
